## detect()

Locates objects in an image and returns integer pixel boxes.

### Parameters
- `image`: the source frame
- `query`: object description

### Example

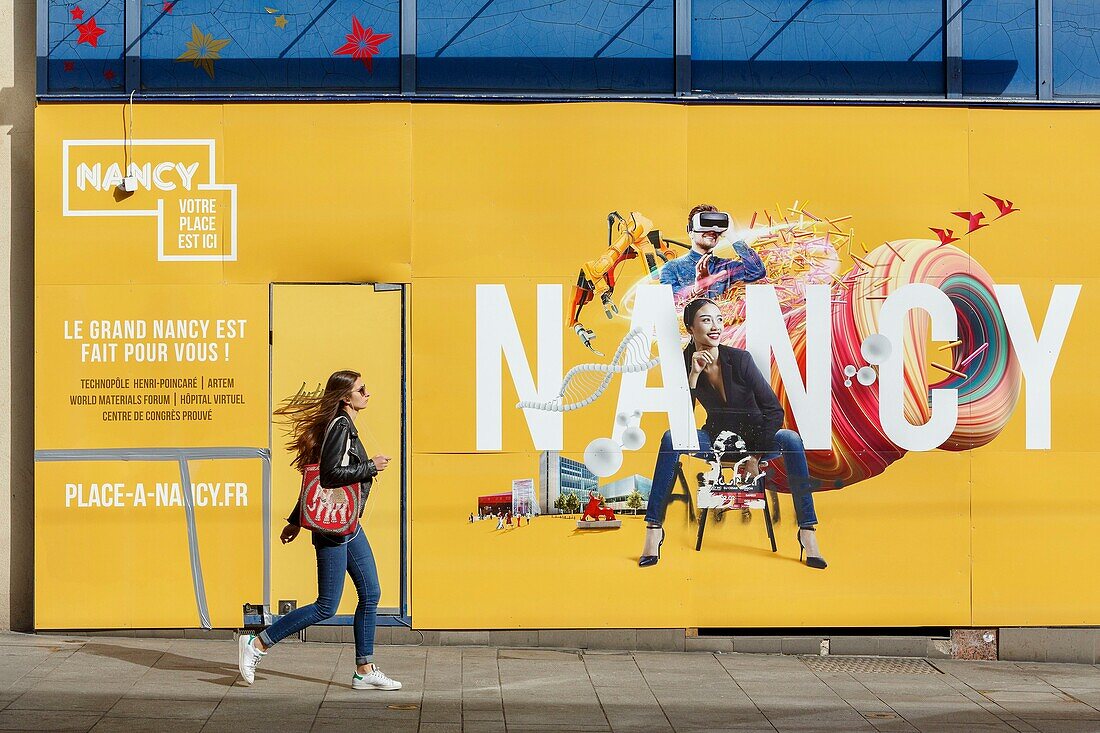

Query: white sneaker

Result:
[237,633,265,685]
[352,667,402,691]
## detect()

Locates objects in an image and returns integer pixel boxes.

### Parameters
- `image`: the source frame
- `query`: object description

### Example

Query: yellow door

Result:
[270,284,405,617]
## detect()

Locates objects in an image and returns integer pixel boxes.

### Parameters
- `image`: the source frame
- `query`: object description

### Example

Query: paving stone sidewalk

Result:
[1,632,1099,732]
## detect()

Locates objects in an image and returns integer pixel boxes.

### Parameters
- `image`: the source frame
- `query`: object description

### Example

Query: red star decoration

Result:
[70,5,84,21]
[76,17,106,47]
[63,61,75,72]
[162,1,175,12]
[333,16,391,71]
[103,68,116,81]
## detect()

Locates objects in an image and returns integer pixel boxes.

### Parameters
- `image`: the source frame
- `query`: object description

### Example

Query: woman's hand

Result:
[371,455,391,472]
[280,523,300,544]
[690,350,713,376]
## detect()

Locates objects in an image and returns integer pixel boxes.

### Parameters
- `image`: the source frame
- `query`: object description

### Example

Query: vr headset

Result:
[690,211,730,233]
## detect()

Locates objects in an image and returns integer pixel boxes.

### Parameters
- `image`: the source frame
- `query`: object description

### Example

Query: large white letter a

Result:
[613,285,698,450]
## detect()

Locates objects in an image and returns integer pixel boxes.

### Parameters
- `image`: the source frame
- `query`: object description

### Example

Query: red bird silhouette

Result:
[984,193,1020,219]
[930,228,959,246]
[951,211,988,233]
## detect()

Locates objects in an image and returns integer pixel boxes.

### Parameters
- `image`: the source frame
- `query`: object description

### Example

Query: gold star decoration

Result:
[274,14,287,28]
[175,24,230,80]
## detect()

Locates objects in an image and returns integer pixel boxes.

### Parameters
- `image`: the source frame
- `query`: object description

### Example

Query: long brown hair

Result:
[274,370,360,473]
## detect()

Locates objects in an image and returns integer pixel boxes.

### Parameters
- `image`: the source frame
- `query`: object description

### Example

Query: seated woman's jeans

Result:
[643,428,818,528]
[259,526,380,666]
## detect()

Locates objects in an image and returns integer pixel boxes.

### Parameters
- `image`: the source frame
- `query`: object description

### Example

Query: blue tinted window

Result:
[1054,1,1100,97]
[692,0,945,95]
[47,0,125,91]
[139,0,399,90]
[417,0,674,92]
[963,0,1036,97]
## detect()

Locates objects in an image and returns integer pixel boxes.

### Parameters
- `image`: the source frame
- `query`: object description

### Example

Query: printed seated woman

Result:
[638,298,827,569]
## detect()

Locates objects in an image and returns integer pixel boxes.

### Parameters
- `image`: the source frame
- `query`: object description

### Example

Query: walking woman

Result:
[237,369,402,690]
[638,299,827,569]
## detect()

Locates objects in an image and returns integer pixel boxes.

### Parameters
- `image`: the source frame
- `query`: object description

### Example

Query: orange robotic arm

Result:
[568,212,685,353]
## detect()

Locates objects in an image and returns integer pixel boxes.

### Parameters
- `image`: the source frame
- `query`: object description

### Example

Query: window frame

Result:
[33,0,1100,105]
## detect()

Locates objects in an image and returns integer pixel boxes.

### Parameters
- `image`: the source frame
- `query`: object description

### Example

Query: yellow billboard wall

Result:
[34,103,1099,629]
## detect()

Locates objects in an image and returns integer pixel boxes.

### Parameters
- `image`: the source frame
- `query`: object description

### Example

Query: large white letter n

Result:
[476,284,563,450]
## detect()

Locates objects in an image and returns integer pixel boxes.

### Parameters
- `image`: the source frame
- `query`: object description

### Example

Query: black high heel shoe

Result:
[639,524,665,567]
[797,527,827,569]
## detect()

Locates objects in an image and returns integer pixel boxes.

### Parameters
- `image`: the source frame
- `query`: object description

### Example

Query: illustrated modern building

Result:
[476,479,540,517]
[476,492,512,517]
[539,451,599,514]
[600,475,653,513]
[511,479,539,516]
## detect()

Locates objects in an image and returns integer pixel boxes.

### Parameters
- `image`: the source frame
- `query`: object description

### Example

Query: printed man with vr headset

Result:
[660,204,766,301]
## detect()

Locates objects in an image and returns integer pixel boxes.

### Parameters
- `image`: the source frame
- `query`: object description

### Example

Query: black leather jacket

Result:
[288,412,377,545]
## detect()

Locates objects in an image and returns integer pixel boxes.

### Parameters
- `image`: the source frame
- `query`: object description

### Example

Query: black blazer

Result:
[287,412,377,546]
[684,344,785,454]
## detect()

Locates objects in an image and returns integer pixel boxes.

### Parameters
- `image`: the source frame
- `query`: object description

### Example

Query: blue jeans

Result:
[644,428,818,528]
[259,527,380,665]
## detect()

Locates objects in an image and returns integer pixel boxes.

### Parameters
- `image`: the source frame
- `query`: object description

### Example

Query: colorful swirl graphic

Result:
[722,238,1021,491]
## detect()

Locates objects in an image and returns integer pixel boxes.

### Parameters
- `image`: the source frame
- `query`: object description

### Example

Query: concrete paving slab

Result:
[6,687,124,713]
[685,638,735,654]
[490,630,540,648]
[602,717,677,730]
[1058,688,1100,710]
[733,638,784,654]
[9,637,1100,732]
[502,725,609,732]
[199,713,318,732]
[91,718,204,732]
[599,709,674,733]
[502,701,607,729]
[441,630,491,646]
[1024,721,1100,732]
[859,711,919,730]
[538,630,588,649]
[0,709,102,731]
[587,630,639,651]
[463,722,507,733]
[415,724,463,733]
[1027,670,1100,691]
[421,709,463,723]
[888,704,1010,726]
[464,699,506,713]
[104,697,219,719]
[897,721,1016,726]
[637,629,686,652]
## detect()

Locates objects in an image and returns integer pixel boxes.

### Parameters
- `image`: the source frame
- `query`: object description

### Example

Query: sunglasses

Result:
[353,385,367,396]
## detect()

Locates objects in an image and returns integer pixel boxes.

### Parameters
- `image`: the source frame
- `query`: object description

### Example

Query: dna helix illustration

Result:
[516,329,660,412]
